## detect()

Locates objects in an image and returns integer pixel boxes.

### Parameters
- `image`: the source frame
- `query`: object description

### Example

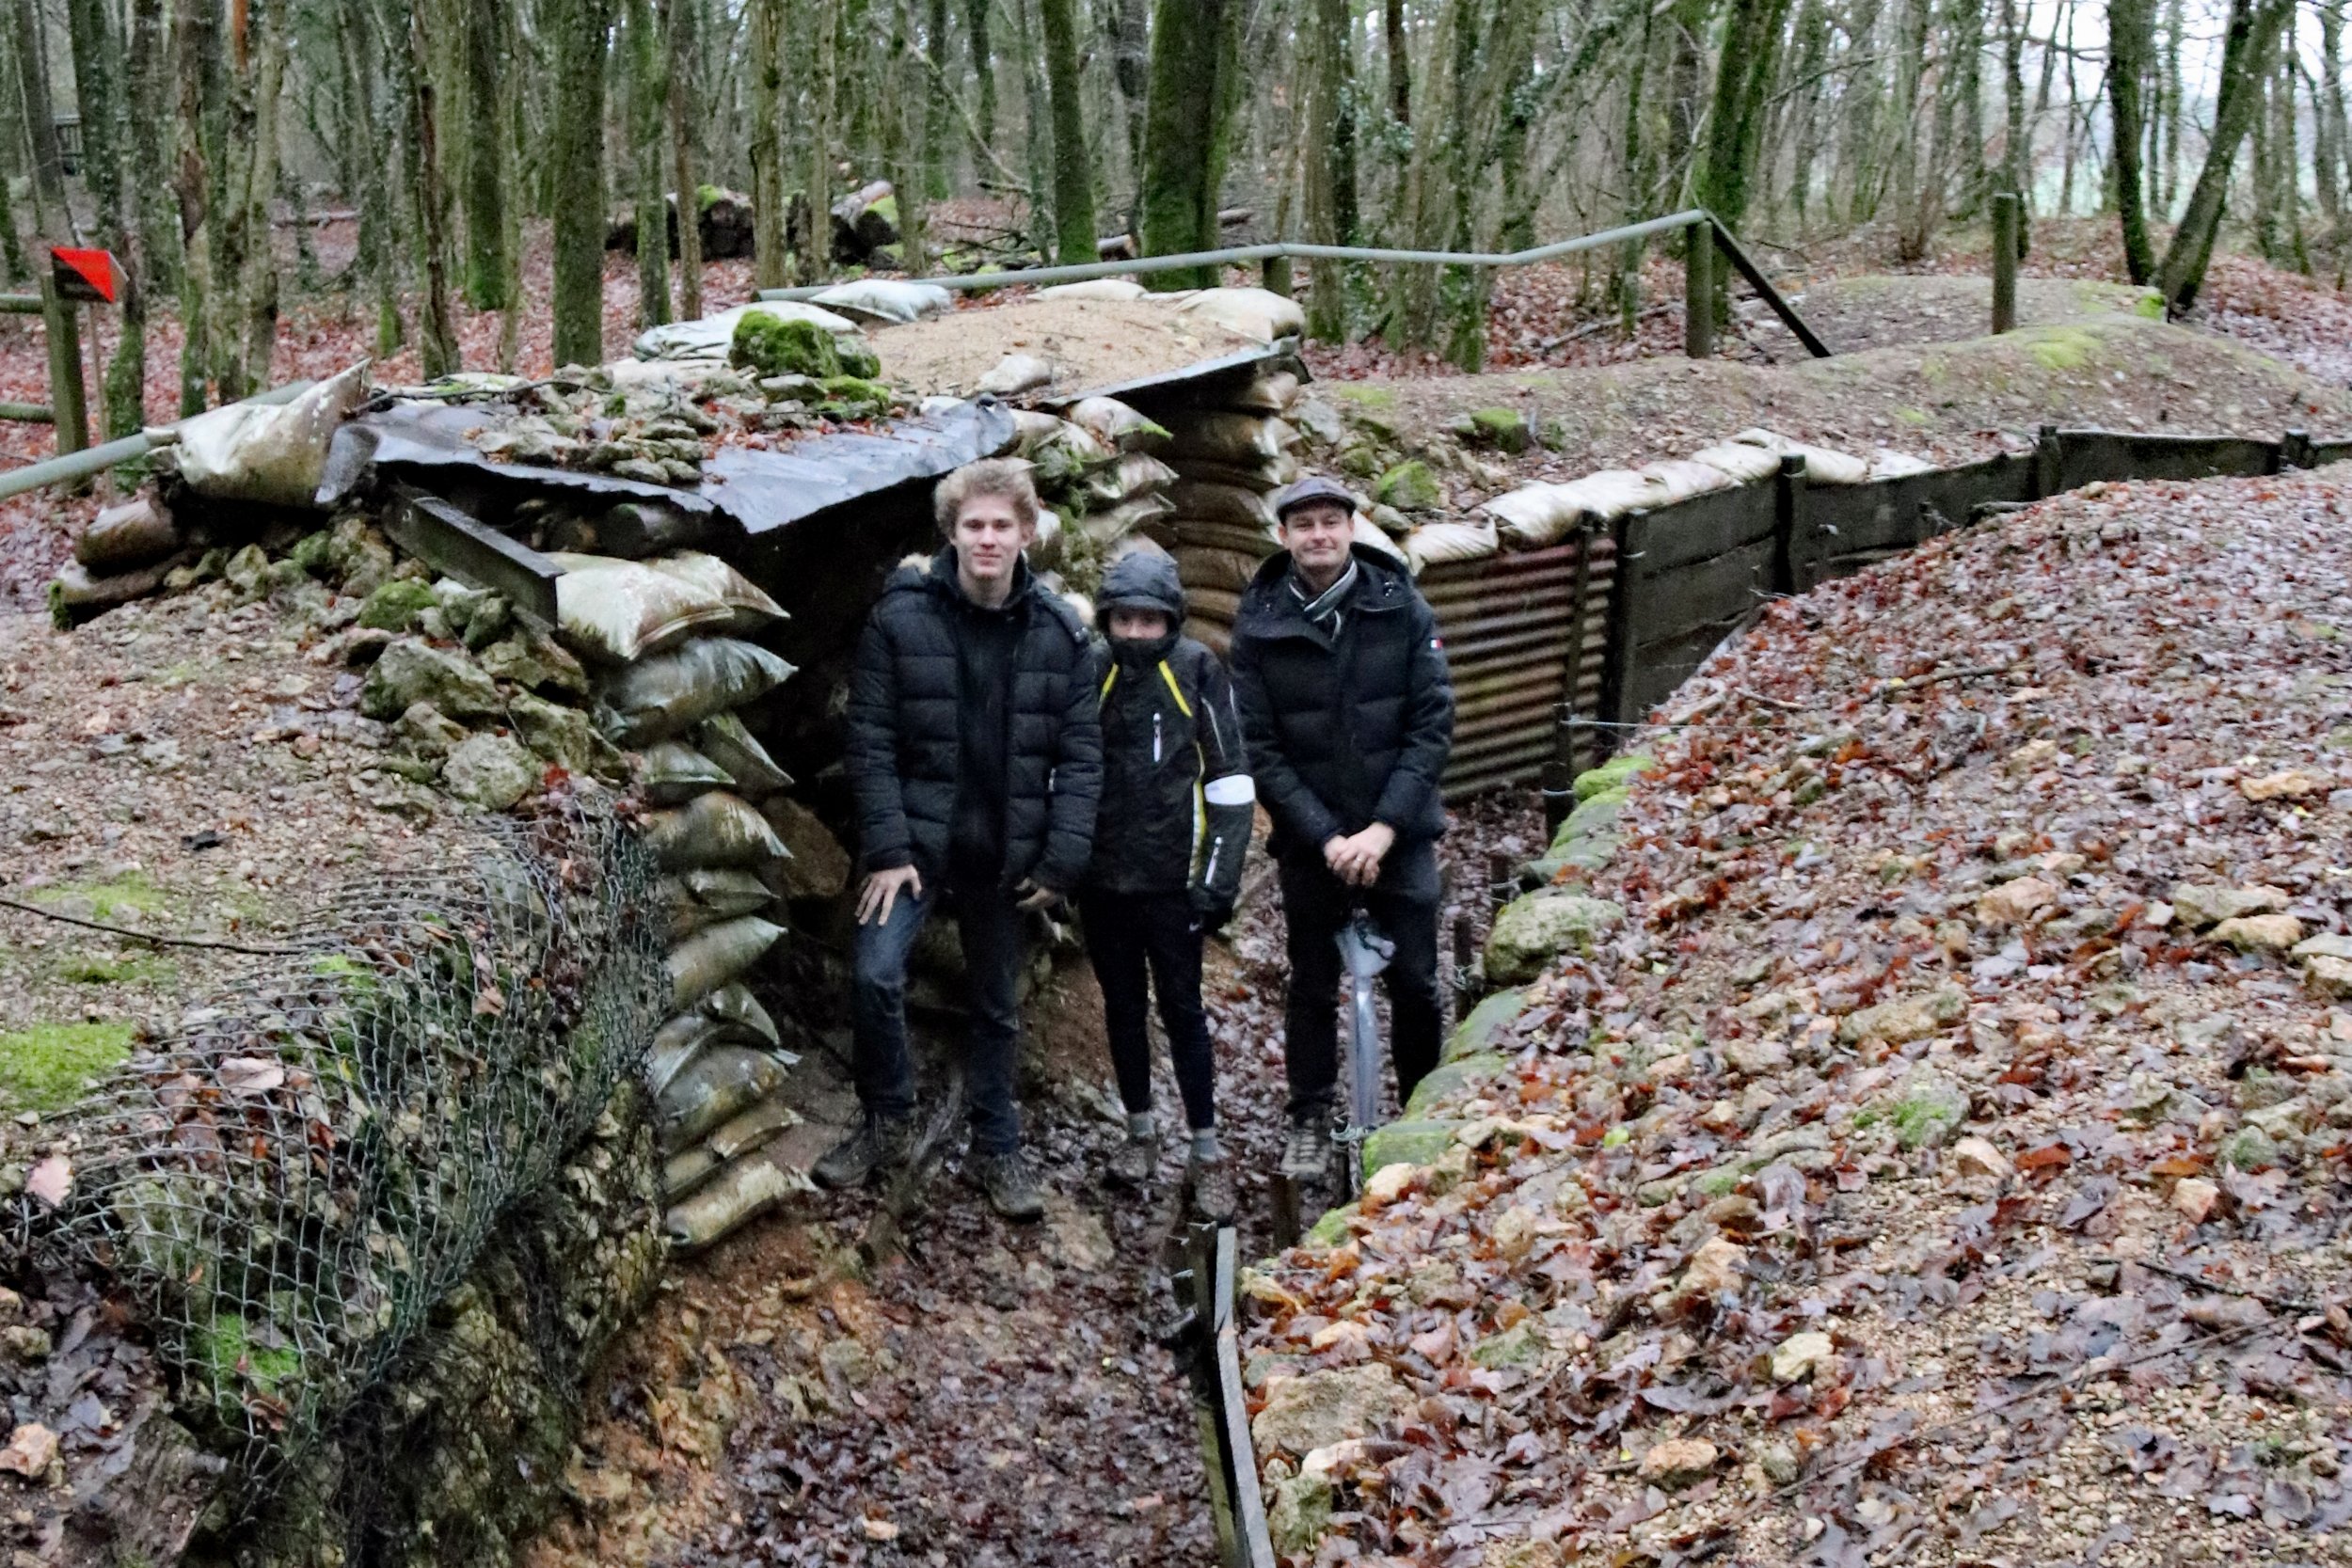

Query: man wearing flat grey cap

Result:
[1228,475,1455,1181]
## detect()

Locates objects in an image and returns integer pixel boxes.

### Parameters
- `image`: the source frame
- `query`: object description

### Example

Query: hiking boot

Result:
[968,1148,1046,1222]
[1189,1154,1236,1224]
[1280,1119,1332,1180]
[1106,1131,1156,1187]
[812,1113,918,1189]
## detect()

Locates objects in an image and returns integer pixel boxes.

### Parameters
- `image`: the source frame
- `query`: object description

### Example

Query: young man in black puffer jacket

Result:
[1230,476,1455,1183]
[818,459,1103,1222]
[1081,549,1254,1222]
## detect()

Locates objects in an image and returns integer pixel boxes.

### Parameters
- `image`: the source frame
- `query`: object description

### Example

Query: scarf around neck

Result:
[1289,558,1359,635]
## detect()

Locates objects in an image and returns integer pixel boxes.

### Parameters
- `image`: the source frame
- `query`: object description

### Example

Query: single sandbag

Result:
[1169,479,1276,531]
[661,867,776,938]
[1870,449,1937,478]
[1229,370,1303,415]
[664,1151,810,1250]
[644,552,787,636]
[1161,410,1299,467]
[696,712,793,799]
[1176,547,1267,595]
[1688,441,1783,484]
[177,361,371,507]
[551,553,736,666]
[667,915,787,1010]
[1481,468,1663,547]
[656,1043,787,1150]
[1087,451,1180,508]
[1067,397,1170,452]
[706,1095,803,1162]
[647,1016,716,1100]
[1077,492,1176,545]
[976,352,1054,397]
[1168,518,1279,558]
[1353,515,1408,569]
[1636,458,1739,504]
[639,740,737,805]
[644,789,787,871]
[1026,420,1116,489]
[601,637,795,745]
[1165,453,1300,492]
[1037,277,1148,302]
[808,277,951,324]
[1405,517,1500,574]
[662,1143,724,1201]
[76,497,181,571]
[703,981,784,1048]
[1187,586,1243,625]
[1168,286,1306,343]
[1724,428,1870,484]
[1010,409,1066,453]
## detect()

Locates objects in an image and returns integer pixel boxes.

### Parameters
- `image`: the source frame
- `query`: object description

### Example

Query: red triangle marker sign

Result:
[50,248,119,304]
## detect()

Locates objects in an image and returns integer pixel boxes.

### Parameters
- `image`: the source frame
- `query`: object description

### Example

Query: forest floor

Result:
[1239,463,2352,1568]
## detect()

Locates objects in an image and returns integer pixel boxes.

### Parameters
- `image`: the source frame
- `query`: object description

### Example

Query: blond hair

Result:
[933,457,1041,533]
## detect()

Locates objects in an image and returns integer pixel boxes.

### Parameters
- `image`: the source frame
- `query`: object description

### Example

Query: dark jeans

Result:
[850,879,1026,1154]
[1278,839,1441,1123]
[1079,890,1216,1132]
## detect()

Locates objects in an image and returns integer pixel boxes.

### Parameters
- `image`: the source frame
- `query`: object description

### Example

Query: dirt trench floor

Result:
[525,796,1544,1568]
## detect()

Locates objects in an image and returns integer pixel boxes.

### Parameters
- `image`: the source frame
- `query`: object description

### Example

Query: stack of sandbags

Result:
[49,495,191,625]
[1008,396,1178,597]
[648,983,810,1251]
[1152,366,1305,657]
[546,549,810,1251]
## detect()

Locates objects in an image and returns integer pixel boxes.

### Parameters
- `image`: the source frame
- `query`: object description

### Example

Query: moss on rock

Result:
[1444,986,1529,1064]
[729,312,842,380]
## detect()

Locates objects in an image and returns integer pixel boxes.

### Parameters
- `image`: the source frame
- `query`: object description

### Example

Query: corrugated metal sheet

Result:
[1423,531,1614,799]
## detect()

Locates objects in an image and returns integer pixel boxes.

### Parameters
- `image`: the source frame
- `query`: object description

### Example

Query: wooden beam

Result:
[1708,217,1834,357]
[382,484,564,627]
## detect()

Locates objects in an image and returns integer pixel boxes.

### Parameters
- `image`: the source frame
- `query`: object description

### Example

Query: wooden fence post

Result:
[1561,522,1596,772]
[1261,254,1292,298]
[1772,451,1805,595]
[2034,424,2061,499]
[1991,192,2019,336]
[1451,912,1478,1024]
[1683,219,1714,359]
[1598,512,1642,730]
[38,272,87,457]
[1541,701,1577,836]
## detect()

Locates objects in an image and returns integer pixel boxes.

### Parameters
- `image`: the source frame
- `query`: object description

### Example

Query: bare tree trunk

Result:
[1109,0,1149,209]
[1302,0,1349,341]
[464,0,517,316]
[173,0,215,410]
[11,0,69,237]
[551,0,612,368]
[403,0,458,375]
[1136,0,1245,285]
[2320,1,2348,270]
[922,0,951,196]
[2058,4,2081,216]
[2249,29,2277,259]
[627,0,671,326]
[2000,0,2026,238]
[2274,15,2309,273]
[803,0,835,282]
[2109,0,2157,282]
[2155,0,2295,309]
[1948,0,1987,216]
[749,0,786,288]
[66,0,141,434]
[1384,0,1408,126]
[1695,0,1795,239]
[1038,0,1094,262]
[339,0,404,362]
[218,0,287,399]
[2160,0,2184,208]
[1841,0,1884,221]
[667,0,704,318]
[963,0,995,158]
[882,0,929,274]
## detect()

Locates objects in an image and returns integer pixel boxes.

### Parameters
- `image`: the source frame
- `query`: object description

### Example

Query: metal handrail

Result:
[0,379,314,502]
[757,206,1833,359]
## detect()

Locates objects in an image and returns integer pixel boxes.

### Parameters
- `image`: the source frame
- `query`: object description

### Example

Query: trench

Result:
[533,792,1542,1568]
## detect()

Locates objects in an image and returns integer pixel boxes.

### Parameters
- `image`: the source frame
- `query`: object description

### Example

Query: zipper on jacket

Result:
[1153,709,1163,765]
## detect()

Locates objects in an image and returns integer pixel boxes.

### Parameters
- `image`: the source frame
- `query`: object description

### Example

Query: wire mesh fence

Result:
[6,793,668,1520]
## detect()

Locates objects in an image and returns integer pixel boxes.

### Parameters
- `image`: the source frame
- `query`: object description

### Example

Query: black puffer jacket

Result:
[1230,544,1454,861]
[846,548,1102,891]
[1085,551,1254,903]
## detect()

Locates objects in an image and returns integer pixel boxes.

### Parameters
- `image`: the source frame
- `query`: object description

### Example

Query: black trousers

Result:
[1079,889,1217,1131]
[1277,839,1441,1123]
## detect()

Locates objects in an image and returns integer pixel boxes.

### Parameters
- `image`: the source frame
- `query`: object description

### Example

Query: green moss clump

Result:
[52,950,174,986]
[45,578,67,630]
[20,871,173,923]
[834,333,882,379]
[695,183,724,213]
[818,376,896,420]
[1573,752,1654,800]
[0,1021,136,1111]
[288,531,336,577]
[729,312,841,380]
[191,1310,303,1398]
[1374,459,1440,512]
[1460,407,1531,452]
[1304,1203,1358,1247]
[358,577,440,632]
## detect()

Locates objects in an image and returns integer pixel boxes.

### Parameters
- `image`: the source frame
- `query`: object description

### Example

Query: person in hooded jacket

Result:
[818,459,1103,1222]
[1230,476,1455,1182]
[1080,548,1255,1222]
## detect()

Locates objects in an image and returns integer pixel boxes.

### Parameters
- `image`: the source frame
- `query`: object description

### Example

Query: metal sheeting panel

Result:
[1423,532,1615,799]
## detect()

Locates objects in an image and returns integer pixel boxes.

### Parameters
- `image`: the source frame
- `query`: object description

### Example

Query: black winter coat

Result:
[846,549,1103,892]
[1084,634,1253,902]
[1229,545,1454,861]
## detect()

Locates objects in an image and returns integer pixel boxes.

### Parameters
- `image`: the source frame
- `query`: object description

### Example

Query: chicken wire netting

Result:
[8,797,668,1517]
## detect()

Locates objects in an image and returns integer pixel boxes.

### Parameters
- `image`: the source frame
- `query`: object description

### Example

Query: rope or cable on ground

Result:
[0,892,306,956]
